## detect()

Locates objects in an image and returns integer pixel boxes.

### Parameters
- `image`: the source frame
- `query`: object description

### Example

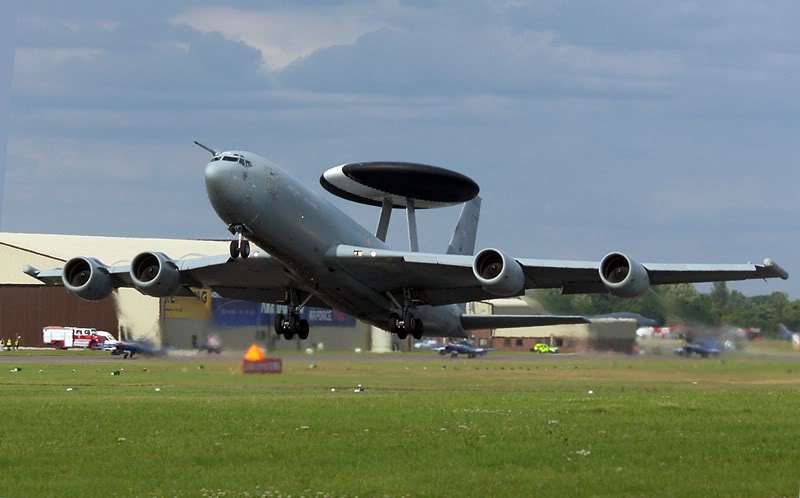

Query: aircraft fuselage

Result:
[204,151,466,337]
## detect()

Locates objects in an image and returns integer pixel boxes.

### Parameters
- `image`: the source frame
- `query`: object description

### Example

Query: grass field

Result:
[1,353,799,498]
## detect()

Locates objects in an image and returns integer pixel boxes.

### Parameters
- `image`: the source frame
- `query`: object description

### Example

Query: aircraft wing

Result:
[24,253,323,306]
[326,245,788,306]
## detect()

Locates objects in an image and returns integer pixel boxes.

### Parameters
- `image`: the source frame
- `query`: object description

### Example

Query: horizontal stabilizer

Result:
[461,314,589,330]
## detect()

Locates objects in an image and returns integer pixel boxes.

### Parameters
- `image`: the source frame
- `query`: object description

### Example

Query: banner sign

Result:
[210,297,356,328]
[164,289,212,320]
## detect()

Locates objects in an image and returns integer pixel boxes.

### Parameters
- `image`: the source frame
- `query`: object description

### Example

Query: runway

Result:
[2,350,799,363]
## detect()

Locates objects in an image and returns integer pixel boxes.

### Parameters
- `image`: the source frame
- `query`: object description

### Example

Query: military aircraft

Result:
[436,339,492,358]
[24,143,789,341]
[777,323,796,341]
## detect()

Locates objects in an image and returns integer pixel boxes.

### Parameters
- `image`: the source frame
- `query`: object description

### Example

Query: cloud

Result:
[2,137,219,237]
[279,27,682,99]
[4,0,800,298]
[0,2,15,224]
[172,5,382,70]
[13,30,268,108]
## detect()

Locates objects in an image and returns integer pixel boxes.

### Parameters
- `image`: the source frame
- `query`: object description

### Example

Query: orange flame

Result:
[243,343,266,362]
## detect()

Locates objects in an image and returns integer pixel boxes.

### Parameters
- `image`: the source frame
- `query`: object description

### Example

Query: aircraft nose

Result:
[204,160,236,211]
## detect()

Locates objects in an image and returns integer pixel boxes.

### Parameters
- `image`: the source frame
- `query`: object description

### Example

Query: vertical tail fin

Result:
[447,196,481,256]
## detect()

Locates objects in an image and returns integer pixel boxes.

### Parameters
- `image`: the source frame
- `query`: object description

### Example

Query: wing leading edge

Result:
[327,245,788,306]
[23,252,316,305]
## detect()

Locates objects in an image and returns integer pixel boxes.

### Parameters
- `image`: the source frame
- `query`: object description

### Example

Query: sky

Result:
[2,0,799,297]
[0,3,13,217]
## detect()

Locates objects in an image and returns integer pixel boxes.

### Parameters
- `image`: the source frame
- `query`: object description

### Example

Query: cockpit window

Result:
[222,156,239,162]
[210,156,221,162]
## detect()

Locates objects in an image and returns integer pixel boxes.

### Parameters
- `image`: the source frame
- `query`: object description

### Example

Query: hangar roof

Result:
[0,232,229,285]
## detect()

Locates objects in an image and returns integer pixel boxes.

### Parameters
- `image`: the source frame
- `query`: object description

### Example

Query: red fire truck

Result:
[42,326,105,349]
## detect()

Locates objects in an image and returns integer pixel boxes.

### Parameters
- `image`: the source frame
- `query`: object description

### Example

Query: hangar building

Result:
[470,297,638,353]
[0,233,369,350]
[162,291,371,351]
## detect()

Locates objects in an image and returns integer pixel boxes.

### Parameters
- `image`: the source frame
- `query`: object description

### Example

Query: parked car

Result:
[674,339,720,358]
[531,343,559,354]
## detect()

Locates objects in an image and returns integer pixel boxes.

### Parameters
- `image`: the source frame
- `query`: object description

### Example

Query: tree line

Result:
[532,282,800,335]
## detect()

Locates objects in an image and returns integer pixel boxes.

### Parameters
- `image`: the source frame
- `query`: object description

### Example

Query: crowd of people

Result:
[1,336,20,351]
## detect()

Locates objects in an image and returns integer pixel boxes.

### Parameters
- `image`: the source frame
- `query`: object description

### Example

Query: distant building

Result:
[0,233,368,351]
[471,298,638,353]
[161,291,370,352]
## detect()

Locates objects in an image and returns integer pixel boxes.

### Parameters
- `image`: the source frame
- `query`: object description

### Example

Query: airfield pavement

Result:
[1,350,799,497]
[4,348,800,363]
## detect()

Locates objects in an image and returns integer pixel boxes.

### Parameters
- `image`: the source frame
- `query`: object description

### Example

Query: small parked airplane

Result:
[24,143,789,340]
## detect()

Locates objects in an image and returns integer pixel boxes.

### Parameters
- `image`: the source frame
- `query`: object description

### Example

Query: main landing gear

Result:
[229,225,251,259]
[274,313,309,341]
[273,290,311,341]
[388,290,424,340]
[390,312,424,341]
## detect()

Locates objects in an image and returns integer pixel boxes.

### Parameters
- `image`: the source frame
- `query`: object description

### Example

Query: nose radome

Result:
[204,160,236,210]
[205,159,234,188]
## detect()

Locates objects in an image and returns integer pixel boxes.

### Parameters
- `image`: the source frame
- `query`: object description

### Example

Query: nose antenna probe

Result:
[194,141,219,156]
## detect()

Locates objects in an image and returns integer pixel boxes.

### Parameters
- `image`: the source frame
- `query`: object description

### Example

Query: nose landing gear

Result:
[229,225,251,259]
[230,239,250,259]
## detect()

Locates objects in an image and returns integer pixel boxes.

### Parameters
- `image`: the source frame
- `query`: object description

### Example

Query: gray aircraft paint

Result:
[0,4,15,227]
[26,147,788,340]
[205,152,470,336]
[201,151,786,337]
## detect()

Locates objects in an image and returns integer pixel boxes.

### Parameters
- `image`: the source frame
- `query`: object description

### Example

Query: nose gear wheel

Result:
[229,225,251,259]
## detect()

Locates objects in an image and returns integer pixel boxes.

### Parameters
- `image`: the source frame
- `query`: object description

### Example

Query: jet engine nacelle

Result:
[472,248,525,296]
[62,257,114,301]
[130,252,181,297]
[599,252,650,298]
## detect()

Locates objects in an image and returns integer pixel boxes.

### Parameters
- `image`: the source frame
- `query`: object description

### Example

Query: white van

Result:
[94,331,119,350]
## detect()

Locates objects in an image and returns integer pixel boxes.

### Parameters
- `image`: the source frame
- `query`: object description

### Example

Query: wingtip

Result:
[763,258,789,280]
[22,264,39,277]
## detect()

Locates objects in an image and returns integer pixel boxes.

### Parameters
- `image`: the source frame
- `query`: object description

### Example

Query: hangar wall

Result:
[161,291,371,351]
[0,286,118,347]
[482,298,638,353]
[163,320,371,352]
[0,233,231,344]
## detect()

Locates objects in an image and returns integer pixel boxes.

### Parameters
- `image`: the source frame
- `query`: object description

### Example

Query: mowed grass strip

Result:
[1,357,799,498]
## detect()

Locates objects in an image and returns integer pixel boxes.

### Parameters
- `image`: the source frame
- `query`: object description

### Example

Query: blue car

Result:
[436,340,492,358]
